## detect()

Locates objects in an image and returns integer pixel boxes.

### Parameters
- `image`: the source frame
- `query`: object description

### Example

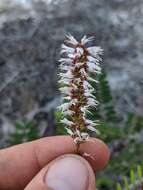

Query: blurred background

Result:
[0,0,143,189]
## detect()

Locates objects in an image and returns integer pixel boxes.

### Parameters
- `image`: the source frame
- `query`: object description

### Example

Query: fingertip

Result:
[80,138,110,171]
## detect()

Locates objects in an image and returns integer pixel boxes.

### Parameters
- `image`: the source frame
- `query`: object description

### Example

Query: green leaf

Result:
[137,165,142,179]
[130,169,136,184]
[123,176,129,190]
[117,183,122,190]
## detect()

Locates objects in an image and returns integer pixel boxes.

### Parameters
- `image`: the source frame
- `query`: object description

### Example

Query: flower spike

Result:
[58,34,103,149]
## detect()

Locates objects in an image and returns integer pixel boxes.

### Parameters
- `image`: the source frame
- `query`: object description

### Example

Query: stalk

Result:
[58,34,103,151]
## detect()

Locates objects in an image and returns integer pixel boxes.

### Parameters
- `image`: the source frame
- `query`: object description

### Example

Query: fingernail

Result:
[45,155,89,190]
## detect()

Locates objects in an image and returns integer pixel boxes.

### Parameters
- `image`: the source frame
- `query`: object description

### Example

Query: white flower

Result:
[87,125,100,134]
[59,34,103,142]
[84,92,95,98]
[76,62,85,68]
[62,96,71,101]
[87,46,103,58]
[65,127,74,136]
[81,35,94,45]
[80,68,87,76]
[87,61,101,72]
[87,55,100,64]
[61,118,74,126]
[74,78,82,84]
[71,83,78,90]
[88,77,99,83]
[59,70,73,79]
[67,53,77,59]
[83,80,93,90]
[64,110,74,116]
[76,47,84,57]
[61,44,74,54]
[71,98,78,104]
[59,86,72,95]
[66,34,78,45]
[87,98,99,107]
[59,78,72,85]
[58,102,70,111]
[75,128,82,137]
[86,119,96,125]
[81,132,89,140]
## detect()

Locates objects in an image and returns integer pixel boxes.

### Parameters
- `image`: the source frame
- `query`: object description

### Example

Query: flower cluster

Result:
[59,34,103,145]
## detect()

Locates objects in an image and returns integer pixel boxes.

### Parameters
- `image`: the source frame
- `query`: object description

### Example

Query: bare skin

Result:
[0,136,110,190]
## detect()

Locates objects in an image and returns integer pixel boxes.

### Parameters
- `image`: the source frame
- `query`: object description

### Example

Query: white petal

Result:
[89,69,101,75]
[86,119,95,125]
[67,53,76,59]
[61,44,74,54]
[74,78,82,84]
[87,61,101,70]
[59,70,73,79]
[75,128,82,138]
[65,127,74,135]
[85,87,94,93]
[87,98,99,107]
[65,70,73,78]
[87,46,103,57]
[87,125,100,134]
[81,132,89,140]
[76,47,84,57]
[95,54,102,61]
[71,83,78,90]
[87,56,99,64]
[61,118,74,126]
[87,62,101,73]
[59,65,72,71]
[59,78,71,85]
[88,77,99,83]
[81,105,90,111]
[80,107,86,112]
[59,86,71,94]
[84,92,95,98]
[71,98,78,104]
[66,34,78,45]
[58,102,70,111]
[80,68,87,76]
[61,96,71,101]
[83,81,94,90]
[81,35,94,45]
[83,80,89,89]
[81,35,87,44]
[76,62,85,68]
[64,110,74,116]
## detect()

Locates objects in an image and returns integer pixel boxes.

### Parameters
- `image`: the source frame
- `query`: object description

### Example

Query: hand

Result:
[0,136,109,190]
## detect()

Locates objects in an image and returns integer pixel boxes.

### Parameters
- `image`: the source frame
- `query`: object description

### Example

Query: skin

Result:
[0,136,110,190]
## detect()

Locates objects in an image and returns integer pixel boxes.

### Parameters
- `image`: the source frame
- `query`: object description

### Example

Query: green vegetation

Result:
[117,165,143,190]
[9,121,39,145]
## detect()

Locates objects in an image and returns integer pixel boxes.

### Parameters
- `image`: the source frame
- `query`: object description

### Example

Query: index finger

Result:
[0,136,109,190]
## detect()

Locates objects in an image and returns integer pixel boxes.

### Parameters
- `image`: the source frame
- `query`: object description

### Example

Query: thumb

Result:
[25,154,96,190]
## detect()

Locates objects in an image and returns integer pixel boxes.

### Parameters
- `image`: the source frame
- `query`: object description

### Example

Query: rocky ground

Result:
[0,0,143,146]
